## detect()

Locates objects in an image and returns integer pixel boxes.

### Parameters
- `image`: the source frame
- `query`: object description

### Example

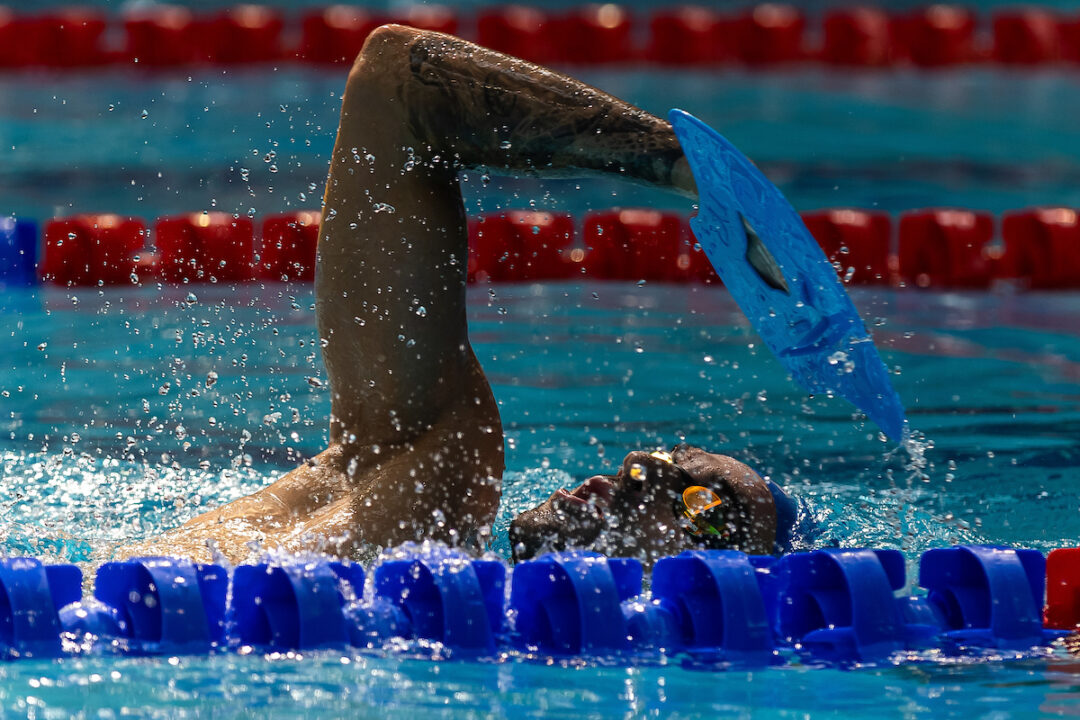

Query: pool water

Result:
[1,281,1079,716]
[5,67,1080,222]
[3,50,1080,720]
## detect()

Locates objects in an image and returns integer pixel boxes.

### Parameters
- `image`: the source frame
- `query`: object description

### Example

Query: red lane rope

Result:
[0,4,1078,71]
[26,207,1080,290]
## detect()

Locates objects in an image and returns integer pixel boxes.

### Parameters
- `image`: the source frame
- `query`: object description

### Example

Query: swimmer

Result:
[121,24,786,567]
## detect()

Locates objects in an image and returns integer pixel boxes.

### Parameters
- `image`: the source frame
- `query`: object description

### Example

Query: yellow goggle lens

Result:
[682,485,723,515]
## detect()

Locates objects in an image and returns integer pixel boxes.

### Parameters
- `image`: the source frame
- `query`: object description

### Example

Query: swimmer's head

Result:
[508,443,777,565]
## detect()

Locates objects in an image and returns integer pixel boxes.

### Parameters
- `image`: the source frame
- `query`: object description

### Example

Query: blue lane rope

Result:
[0,545,1067,665]
[0,218,37,287]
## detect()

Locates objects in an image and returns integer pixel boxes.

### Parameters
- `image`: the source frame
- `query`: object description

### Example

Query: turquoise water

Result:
[1,282,1080,715]
[3,59,1080,717]
[5,68,1080,222]
[3,283,1079,558]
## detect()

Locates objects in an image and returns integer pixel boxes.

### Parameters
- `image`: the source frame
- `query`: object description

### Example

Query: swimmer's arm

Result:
[359,26,697,196]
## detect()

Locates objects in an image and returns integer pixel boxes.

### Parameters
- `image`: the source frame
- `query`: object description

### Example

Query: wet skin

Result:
[118,25,771,565]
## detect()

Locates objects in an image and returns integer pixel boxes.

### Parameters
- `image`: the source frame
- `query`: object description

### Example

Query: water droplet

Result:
[415,306,427,317]
[205,371,218,388]
[306,376,324,388]
[140,109,148,119]
[185,292,197,305]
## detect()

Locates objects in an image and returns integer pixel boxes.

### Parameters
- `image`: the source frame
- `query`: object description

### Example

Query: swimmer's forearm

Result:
[394,28,692,193]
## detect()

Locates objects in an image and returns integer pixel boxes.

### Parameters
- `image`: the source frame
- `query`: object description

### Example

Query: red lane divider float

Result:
[0,7,110,69]
[993,8,1063,65]
[558,4,636,65]
[1063,16,1080,64]
[124,5,200,68]
[1045,548,1080,630]
[17,207,1080,290]
[475,6,555,64]
[738,4,806,65]
[203,5,285,65]
[468,211,578,282]
[900,5,981,66]
[802,209,892,285]
[156,213,255,284]
[300,5,459,64]
[41,215,147,286]
[1001,208,1080,289]
[259,211,320,282]
[298,6,382,65]
[4,4,1080,70]
[582,209,717,282]
[898,209,995,288]
[820,8,895,66]
[648,7,731,66]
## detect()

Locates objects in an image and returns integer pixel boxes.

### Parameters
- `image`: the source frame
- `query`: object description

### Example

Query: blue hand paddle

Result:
[670,109,906,442]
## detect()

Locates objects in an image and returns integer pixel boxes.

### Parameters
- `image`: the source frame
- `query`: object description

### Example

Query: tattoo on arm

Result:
[401,34,685,187]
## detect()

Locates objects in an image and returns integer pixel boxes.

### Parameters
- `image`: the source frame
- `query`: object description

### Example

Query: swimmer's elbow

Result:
[347,24,424,81]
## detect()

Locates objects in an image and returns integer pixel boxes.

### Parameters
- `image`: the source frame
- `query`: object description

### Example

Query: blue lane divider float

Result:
[510,551,644,656]
[0,218,37,286]
[0,545,1069,665]
[372,550,506,655]
[759,548,936,663]
[231,559,362,651]
[650,550,774,664]
[0,558,81,659]
[918,545,1063,650]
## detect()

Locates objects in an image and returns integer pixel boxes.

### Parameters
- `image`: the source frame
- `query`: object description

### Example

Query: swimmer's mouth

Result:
[509,475,615,562]
[553,476,615,516]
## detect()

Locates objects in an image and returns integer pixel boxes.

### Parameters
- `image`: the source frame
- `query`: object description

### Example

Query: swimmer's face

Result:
[508,444,777,565]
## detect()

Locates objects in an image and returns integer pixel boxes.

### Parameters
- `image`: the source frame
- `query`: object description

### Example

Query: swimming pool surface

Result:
[3,44,1080,720]
[2,281,1079,716]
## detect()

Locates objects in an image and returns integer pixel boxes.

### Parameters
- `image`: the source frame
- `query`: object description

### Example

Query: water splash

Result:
[0,450,266,567]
